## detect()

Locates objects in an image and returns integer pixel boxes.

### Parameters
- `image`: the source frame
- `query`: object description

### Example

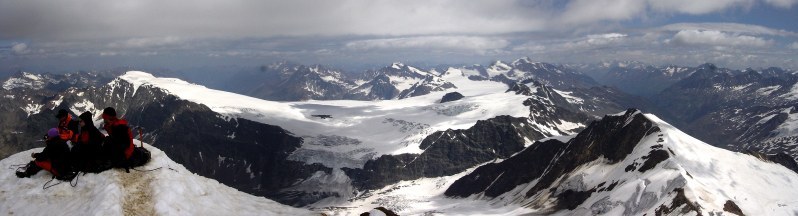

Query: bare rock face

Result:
[346,74,400,100]
[445,109,658,202]
[439,92,464,103]
[1,73,332,206]
[653,64,798,161]
[343,115,541,190]
[399,76,457,99]
[235,62,356,101]
[344,92,592,191]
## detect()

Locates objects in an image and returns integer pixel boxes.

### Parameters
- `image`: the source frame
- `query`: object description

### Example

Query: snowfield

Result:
[500,112,798,215]
[313,162,540,216]
[0,144,314,216]
[117,71,544,168]
[315,112,798,215]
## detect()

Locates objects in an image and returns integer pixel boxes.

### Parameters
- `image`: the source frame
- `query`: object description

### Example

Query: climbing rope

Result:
[9,163,29,171]
[69,172,81,187]
[42,176,61,190]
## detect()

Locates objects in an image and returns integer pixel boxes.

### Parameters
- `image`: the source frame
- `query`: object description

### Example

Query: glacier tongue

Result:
[0,144,314,216]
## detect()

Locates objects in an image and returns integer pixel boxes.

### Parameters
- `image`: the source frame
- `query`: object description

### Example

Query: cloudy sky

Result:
[1,0,797,73]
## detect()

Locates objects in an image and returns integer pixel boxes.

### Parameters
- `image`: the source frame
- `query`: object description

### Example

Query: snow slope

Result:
[117,71,550,168]
[0,144,314,216]
[560,113,798,215]
[447,110,798,215]
[314,163,540,216]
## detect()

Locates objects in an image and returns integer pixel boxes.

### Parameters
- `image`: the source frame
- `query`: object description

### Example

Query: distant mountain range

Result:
[1,58,797,215]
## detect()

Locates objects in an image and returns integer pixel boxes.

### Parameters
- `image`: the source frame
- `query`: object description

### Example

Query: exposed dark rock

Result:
[16,77,334,206]
[742,151,798,173]
[507,59,599,89]
[398,76,457,99]
[440,92,464,103]
[311,114,333,119]
[582,62,695,97]
[557,189,596,210]
[638,149,670,172]
[359,207,400,216]
[346,74,400,100]
[506,83,533,96]
[445,138,565,198]
[654,188,703,216]
[236,62,355,101]
[468,75,488,81]
[490,74,515,86]
[344,115,543,190]
[445,109,660,202]
[724,200,745,216]
[625,164,637,172]
[605,181,619,191]
[346,87,594,191]
[650,63,798,161]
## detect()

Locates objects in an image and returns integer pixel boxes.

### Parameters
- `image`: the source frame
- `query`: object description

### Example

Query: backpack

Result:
[129,147,151,168]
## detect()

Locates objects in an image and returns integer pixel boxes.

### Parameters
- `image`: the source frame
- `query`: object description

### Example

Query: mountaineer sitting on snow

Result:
[101,107,136,172]
[55,109,78,141]
[71,111,109,173]
[15,128,77,180]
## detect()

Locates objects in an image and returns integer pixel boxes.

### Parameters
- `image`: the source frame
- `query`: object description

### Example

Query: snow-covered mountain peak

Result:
[662,65,691,76]
[390,62,404,70]
[267,60,302,71]
[115,71,306,122]
[489,60,511,69]
[380,62,429,77]
[2,72,48,90]
[104,71,535,167]
[511,57,535,65]
[0,145,314,215]
[117,71,203,97]
[445,108,798,215]
[485,61,513,77]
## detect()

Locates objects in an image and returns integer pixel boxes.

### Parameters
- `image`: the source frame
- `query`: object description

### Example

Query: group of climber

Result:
[15,107,149,181]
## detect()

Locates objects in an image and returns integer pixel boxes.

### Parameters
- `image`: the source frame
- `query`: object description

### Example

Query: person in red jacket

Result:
[16,128,76,180]
[55,109,77,141]
[72,111,108,173]
[101,107,135,172]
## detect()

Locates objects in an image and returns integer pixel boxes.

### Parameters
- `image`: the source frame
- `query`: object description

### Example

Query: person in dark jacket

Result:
[101,107,135,172]
[72,111,108,173]
[16,128,76,180]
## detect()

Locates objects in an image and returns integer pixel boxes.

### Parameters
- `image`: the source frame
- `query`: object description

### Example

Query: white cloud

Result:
[647,0,754,14]
[515,33,628,52]
[99,51,118,56]
[790,42,798,49]
[563,33,628,49]
[107,37,183,49]
[670,30,773,48]
[764,0,797,8]
[587,33,628,39]
[660,22,797,36]
[346,36,509,53]
[0,0,549,40]
[11,43,28,54]
[561,0,646,24]
[559,0,757,24]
